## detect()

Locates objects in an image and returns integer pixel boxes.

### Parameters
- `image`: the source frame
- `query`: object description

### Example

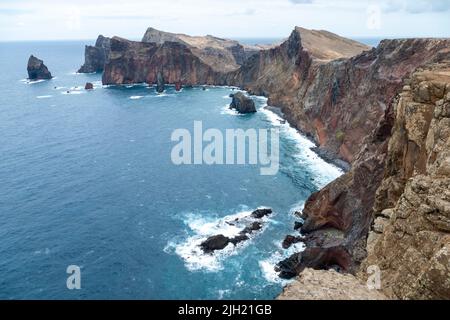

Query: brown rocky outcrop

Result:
[102,37,224,86]
[95,28,450,299]
[142,27,263,73]
[229,32,449,164]
[78,35,111,73]
[273,36,450,277]
[27,55,52,80]
[360,63,450,300]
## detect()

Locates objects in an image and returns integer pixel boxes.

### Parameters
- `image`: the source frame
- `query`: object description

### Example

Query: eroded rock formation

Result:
[78,35,111,73]
[142,27,264,73]
[229,92,257,114]
[360,63,450,300]
[27,55,52,80]
[102,37,224,86]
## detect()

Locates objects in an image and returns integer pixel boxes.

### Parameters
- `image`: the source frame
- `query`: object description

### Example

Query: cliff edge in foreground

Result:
[360,63,450,299]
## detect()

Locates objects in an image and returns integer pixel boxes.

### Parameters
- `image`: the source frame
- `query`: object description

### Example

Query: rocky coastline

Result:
[77,26,450,299]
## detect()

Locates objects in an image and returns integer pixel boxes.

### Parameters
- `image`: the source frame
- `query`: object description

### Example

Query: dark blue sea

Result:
[0,41,342,299]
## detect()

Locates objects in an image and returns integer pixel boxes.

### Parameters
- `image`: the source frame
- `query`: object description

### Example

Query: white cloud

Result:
[0,0,449,41]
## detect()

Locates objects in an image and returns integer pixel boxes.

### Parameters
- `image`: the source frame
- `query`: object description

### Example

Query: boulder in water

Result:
[27,55,52,80]
[230,92,256,114]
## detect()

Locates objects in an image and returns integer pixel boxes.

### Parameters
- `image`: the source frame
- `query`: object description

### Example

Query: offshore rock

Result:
[229,92,256,114]
[27,55,52,80]
[156,71,165,93]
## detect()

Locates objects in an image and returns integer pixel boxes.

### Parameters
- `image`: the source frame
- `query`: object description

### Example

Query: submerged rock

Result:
[156,71,165,93]
[229,92,256,114]
[27,55,52,80]
[241,222,262,235]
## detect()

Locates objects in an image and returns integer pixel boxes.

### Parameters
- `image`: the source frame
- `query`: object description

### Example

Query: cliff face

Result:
[231,32,449,164]
[142,27,262,73]
[102,37,223,86]
[260,35,450,277]
[78,35,111,73]
[360,63,450,299]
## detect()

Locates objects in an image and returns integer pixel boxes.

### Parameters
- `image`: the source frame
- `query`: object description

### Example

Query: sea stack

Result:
[85,82,94,90]
[27,55,52,80]
[156,71,165,93]
[229,92,257,114]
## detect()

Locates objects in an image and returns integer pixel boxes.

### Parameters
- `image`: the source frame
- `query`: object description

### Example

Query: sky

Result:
[0,0,449,41]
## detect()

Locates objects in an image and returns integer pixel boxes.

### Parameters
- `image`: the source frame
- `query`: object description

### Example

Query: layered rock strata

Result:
[360,63,450,300]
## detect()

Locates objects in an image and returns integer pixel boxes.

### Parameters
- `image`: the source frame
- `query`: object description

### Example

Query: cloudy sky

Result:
[0,0,449,41]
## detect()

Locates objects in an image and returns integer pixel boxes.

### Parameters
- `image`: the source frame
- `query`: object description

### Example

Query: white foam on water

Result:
[259,241,305,285]
[289,200,305,215]
[167,208,271,272]
[220,104,238,116]
[259,102,343,188]
[21,79,45,85]
[130,96,144,100]
[62,90,83,95]
[36,95,52,99]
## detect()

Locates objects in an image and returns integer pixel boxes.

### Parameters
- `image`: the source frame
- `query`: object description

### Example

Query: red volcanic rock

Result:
[102,37,225,86]
[175,81,182,91]
[84,82,94,90]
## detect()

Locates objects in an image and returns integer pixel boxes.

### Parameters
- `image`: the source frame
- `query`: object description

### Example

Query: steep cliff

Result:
[102,37,223,86]
[270,36,450,278]
[231,31,449,164]
[78,35,111,73]
[142,27,262,72]
[360,63,450,300]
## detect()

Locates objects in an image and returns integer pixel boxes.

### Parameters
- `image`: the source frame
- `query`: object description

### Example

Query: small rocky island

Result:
[27,55,52,80]
[229,92,257,114]
[200,208,272,253]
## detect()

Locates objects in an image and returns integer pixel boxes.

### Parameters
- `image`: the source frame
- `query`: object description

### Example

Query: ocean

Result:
[0,40,342,299]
